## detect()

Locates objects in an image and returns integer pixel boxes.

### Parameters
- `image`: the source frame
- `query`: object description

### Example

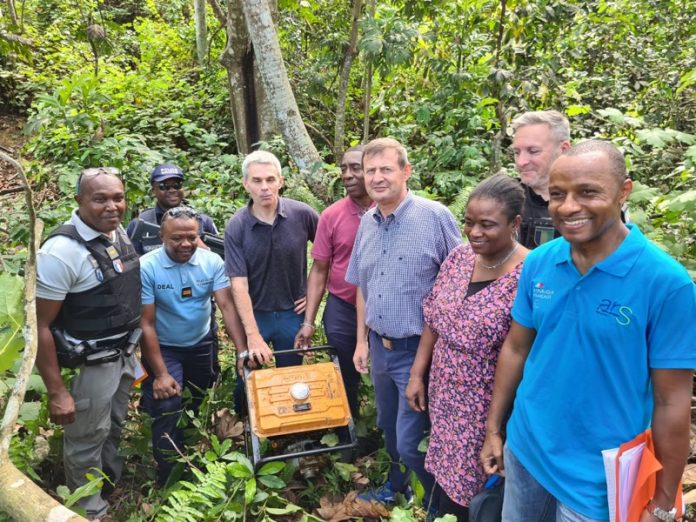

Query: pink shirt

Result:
[311,196,368,305]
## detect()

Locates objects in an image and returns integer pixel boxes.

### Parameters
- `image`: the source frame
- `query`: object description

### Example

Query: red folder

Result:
[616,429,683,522]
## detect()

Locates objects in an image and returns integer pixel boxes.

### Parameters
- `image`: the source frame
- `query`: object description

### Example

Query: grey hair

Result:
[242,150,282,181]
[512,110,570,143]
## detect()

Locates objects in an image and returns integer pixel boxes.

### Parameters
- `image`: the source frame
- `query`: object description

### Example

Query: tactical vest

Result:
[519,183,560,250]
[47,225,141,340]
[137,207,164,253]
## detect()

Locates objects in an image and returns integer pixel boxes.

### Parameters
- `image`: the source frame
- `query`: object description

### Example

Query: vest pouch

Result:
[84,348,121,366]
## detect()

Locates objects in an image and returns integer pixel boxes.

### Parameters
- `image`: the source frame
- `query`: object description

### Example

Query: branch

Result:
[207,0,226,26]
[0,186,24,196]
[0,30,34,47]
[304,120,333,150]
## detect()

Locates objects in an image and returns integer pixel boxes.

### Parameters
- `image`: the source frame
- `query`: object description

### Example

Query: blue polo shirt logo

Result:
[533,281,554,300]
[157,283,175,290]
[596,298,633,326]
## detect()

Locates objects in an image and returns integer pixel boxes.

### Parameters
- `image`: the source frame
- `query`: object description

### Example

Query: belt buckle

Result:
[381,337,393,350]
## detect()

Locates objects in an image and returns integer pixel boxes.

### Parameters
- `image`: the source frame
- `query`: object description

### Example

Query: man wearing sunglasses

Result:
[126,163,218,255]
[35,167,141,520]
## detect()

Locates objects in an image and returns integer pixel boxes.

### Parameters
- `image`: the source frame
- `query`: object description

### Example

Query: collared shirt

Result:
[37,209,119,300]
[507,225,696,519]
[126,202,218,255]
[140,247,229,347]
[224,197,319,312]
[312,196,371,305]
[346,192,461,338]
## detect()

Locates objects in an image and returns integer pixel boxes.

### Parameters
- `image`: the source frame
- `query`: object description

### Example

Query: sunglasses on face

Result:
[157,180,183,191]
[76,167,121,194]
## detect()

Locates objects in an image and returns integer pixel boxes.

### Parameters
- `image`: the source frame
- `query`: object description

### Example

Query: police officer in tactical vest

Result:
[126,163,218,255]
[36,167,141,520]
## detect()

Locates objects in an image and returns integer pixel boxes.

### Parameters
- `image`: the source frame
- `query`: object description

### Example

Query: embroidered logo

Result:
[596,299,633,326]
[533,281,554,300]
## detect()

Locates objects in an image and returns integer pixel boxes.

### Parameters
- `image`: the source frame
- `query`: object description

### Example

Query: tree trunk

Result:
[489,0,508,173]
[0,152,86,521]
[6,0,19,27]
[362,0,376,143]
[333,0,363,158]
[194,0,207,66]
[216,0,256,153]
[240,0,325,198]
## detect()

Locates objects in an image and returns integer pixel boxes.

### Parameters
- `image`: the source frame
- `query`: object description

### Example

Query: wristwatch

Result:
[647,499,677,521]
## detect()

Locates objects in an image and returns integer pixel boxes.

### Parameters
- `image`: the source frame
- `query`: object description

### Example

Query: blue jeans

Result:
[323,293,360,418]
[141,342,214,484]
[234,309,303,413]
[502,445,608,522]
[369,331,438,507]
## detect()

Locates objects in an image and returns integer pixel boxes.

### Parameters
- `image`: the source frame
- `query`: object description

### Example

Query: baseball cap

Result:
[150,164,184,183]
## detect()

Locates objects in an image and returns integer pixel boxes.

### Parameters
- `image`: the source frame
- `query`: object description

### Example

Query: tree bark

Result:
[362,0,376,143]
[6,0,19,27]
[0,152,85,521]
[490,0,508,173]
[240,0,325,198]
[0,29,34,46]
[217,0,255,153]
[194,0,207,66]
[333,0,363,158]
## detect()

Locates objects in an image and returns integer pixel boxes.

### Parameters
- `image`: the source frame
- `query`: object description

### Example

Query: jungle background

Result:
[1,0,695,520]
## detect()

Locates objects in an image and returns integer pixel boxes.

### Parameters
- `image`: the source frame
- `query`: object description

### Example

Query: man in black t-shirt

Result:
[510,110,571,249]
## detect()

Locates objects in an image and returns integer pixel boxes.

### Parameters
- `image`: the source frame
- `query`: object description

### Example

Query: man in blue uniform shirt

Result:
[481,140,695,522]
[139,206,246,485]
[346,137,461,508]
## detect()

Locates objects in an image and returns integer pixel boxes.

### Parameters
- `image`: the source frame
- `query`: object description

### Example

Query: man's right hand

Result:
[480,431,505,476]
[406,376,427,412]
[246,333,274,367]
[48,388,76,425]
[294,323,315,350]
[153,373,182,400]
[353,340,369,374]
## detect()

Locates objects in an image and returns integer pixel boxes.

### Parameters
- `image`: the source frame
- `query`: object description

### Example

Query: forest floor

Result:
[0,113,26,192]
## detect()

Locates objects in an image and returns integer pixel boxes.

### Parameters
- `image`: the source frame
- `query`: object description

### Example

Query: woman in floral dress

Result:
[406,174,529,520]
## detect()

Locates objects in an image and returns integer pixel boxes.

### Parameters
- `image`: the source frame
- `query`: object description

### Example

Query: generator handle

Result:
[240,345,337,369]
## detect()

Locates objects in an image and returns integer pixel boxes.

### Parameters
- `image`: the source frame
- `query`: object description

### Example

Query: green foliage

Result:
[0,274,24,372]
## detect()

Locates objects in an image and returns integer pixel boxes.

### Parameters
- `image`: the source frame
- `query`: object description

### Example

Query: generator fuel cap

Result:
[290,382,310,401]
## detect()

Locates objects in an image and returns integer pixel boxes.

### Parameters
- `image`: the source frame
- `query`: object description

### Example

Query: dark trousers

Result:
[141,342,214,484]
[436,484,470,521]
[323,293,360,418]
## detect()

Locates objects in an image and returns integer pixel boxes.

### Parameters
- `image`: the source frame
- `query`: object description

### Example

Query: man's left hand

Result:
[293,296,307,314]
[294,323,314,350]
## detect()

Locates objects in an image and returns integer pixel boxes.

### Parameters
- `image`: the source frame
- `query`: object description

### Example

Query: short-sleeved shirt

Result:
[345,192,462,338]
[38,209,120,300]
[126,203,218,255]
[140,247,230,347]
[224,197,319,312]
[312,196,370,305]
[507,224,696,519]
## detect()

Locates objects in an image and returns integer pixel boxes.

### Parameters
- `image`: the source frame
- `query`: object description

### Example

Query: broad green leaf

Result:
[227,462,253,478]
[320,432,339,447]
[662,190,696,213]
[258,474,285,489]
[334,461,357,482]
[244,477,256,504]
[19,401,41,422]
[257,461,285,476]
[629,181,660,204]
[389,506,417,521]
[265,504,302,515]
[598,108,625,123]
[636,128,672,148]
[566,104,591,116]
[0,273,24,372]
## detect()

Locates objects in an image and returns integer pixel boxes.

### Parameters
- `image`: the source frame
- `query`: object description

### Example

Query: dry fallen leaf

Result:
[683,488,696,505]
[214,408,244,440]
[683,464,696,486]
[316,492,389,521]
[351,472,369,485]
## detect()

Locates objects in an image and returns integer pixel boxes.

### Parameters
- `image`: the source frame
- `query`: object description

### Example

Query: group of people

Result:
[34,110,694,522]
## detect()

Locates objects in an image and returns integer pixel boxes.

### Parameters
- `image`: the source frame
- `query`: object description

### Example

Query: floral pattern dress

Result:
[423,243,523,507]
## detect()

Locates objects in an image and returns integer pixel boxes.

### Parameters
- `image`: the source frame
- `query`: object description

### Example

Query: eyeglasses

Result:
[76,167,121,195]
[157,180,183,191]
[162,206,199,219]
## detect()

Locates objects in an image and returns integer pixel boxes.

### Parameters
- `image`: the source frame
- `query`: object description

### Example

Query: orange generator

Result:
[242,346,357,469]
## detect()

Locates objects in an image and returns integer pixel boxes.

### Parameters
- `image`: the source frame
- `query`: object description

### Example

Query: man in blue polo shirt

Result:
[346,137,461,508]
[140,207,246,485]
[224,150,319,404]
[481,140,695,522]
